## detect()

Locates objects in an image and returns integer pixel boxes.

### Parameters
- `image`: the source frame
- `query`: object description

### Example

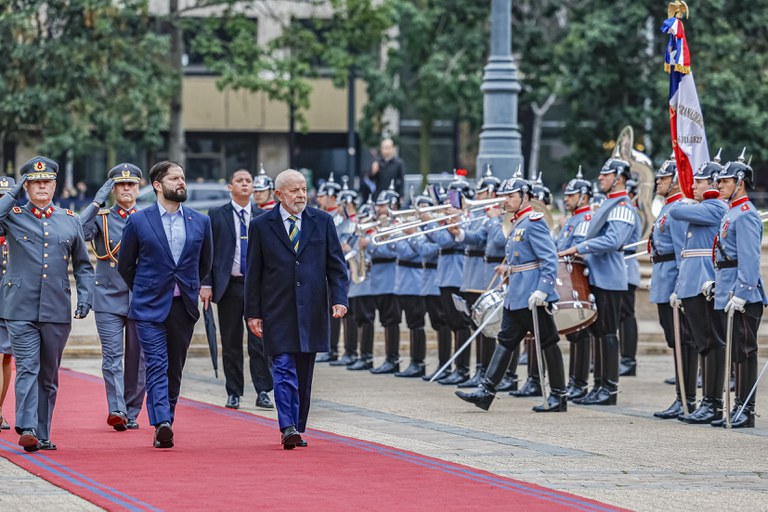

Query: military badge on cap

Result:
[0,176,16,193]
[108,163,142,183]
[20,156,59,181]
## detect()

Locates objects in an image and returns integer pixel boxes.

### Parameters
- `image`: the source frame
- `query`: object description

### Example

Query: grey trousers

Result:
[6,321,70,440]
[95,312,146,421]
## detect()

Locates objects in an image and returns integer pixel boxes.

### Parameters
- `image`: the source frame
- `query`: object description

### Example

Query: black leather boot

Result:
[683,345,725,423]
[619,358,637,377]
[439,328,471,385]
[682,344,699,408]
[316,351,337,363]
[579,335,618,406]
[371,325,401,374]
[510,376,542,397]
[455,345,514,411]
[654,399,684,419]
[681,397,723,424]
[730,357,757,428]
[330,351,357,366]
[532,389,567,413]
[424,326,452,381]
[568,331,591,400]
[331,315,359,366]
[396,329,426,377]
[619,313,638,376]
[395,362,426,377]
[457,365,486,388]
[496,372,519,392]
[712,400,741,428]
[438,367,470,385]
[348,323,374,371]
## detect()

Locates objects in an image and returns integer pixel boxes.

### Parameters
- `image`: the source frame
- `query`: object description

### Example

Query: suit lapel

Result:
[223,203,237,244]
[295,208,317,258]
[268,205,296,254]
[147,204,175,262]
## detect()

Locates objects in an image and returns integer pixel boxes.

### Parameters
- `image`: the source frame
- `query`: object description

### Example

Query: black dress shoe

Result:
[455,387,496,411]
[347,358,373,371]
[153,423,174,449]
[281,426,302,449]
[18,429,39,452]
[370,360,399,375]
[680,398,722,424]
[108,411,128,431]
[394,362,426,378]
[619,359,637,377]
[654,399,685,419]
[509,377,542,397]
[296,439,308,447]
[256,391,274,409]
[423,367,450,382]
[315,352,338,363]
[532,392,567,413]
[457,367,486,388]
[664,375,676,385]
[329,352,357,366]
[496,374,519,392]
[38,440,57,451]
[728,405,755,429]
[577,386,617,406]
[565,384,589,401]
[225,395,240,409]
[438,368,470,385]
[126,420,140,430]
[0,417,10,430]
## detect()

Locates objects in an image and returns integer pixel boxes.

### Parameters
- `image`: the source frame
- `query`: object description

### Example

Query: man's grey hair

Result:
[274,169,306,191]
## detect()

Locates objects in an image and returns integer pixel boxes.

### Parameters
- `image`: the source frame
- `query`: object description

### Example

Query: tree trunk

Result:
[0,132,6,175]
[419,118,432,188]
[168,0,185,166]
[529,89,558,180]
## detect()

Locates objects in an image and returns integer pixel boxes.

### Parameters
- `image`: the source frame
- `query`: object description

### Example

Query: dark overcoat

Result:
[244,205,348,356]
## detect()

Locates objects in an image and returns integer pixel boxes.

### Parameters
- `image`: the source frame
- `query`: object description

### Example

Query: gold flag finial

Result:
[668,1,689,19]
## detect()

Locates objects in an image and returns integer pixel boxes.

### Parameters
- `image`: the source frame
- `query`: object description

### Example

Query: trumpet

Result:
[371,197,505,246]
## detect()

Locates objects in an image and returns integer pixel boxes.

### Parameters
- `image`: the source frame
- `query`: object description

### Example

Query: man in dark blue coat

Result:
[118,161,213,449]
[245,169,348,449]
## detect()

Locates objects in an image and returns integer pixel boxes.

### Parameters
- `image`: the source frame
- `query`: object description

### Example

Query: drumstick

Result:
[485,257,507,291]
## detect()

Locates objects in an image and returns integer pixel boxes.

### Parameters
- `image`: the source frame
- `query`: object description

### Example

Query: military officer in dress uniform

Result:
[0,157,94,452]
[316,175,345,363]
[647,158,697,419]
[80,164,146,431]
[456,174,566,412]
[347,200,378,371]
[556,170,593,400]
[253,165,277,211]
[448,167,502,389]
[0,177,15,432]
[560,158,636,406]
[670,154,728,424]
[710,154,767,428]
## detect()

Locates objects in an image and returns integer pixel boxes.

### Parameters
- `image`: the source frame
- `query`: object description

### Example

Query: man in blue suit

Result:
[245,169,348,449]
[118,161,213,449]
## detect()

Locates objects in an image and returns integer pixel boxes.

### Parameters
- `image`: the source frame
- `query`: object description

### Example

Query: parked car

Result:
[135,182,231,212]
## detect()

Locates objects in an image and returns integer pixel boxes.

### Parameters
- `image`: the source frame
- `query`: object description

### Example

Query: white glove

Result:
[669,292,682,309]
[528,290,548,310]
[701,280,715,302]
[724,296,747,314]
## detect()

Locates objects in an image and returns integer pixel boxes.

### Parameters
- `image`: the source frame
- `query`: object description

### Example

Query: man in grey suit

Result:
[80,164,146,431]
[0,157,94,452]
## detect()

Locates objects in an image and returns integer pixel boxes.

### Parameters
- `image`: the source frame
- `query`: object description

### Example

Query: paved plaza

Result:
[2,348,768,511]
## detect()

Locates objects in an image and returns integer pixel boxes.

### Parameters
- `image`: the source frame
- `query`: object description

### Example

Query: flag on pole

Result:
[662,15,709,199]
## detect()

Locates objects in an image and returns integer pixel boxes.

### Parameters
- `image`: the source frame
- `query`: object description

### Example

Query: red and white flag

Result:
[662,16,709,198]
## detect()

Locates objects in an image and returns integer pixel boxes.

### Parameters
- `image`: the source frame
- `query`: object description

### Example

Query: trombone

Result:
[371,197,505,246]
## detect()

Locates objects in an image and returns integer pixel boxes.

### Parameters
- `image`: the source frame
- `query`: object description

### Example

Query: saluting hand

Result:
[331,304,347,318]
[247,318,263,338]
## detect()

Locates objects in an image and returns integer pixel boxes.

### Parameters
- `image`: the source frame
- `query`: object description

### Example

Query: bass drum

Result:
[471,286,505,338]
[553,256,597,335]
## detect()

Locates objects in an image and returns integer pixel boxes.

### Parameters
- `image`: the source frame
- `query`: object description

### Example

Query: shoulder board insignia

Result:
[741,203,750,211]
[529,212,544,221]
[12,206,21,214]
[98,208,110,215]
[618,201,626,206]
[66,209,74,216]
[584,214,592,221]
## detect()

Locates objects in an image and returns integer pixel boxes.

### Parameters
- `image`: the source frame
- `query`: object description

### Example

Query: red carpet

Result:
[0,368,626,512]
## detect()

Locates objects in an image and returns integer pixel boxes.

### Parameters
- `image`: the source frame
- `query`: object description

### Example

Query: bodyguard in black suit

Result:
[200,169,273,411]
[245,169,348,449]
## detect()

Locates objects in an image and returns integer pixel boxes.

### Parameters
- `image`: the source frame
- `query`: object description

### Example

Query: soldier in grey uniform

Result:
[0,176,15,432]
[0,157,94,452]
[80,164,146,431]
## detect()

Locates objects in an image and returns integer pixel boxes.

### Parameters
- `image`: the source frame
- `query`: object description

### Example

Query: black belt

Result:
[465,250,485,258]
[397,260,423,269]
[371,257,396,265]
[484,256,504,263]
[715,259,738,270]
[651,253,675,263]
[229,275,245,283]
[423,262,437,270]
[439,248,463,256]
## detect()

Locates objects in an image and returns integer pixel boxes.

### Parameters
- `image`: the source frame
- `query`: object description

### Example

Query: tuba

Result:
[615,125,656,238]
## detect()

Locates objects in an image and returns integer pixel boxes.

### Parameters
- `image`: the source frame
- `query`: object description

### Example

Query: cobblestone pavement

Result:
[3,352,768,511]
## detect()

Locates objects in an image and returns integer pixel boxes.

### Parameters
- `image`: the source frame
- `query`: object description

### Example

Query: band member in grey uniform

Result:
[80,164,146,431]
[0,157,94,452]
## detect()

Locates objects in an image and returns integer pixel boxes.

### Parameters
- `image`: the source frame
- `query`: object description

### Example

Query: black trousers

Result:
[497,306,559,352]
[426,295,447,330]
[656,303,694,349]
[398,295,427,329]
[715,303,763,363]
[217,278,273,397]
[375,294,401,327]
[353,296,376,326]
[682,294,723,356]
[590,287,622,337]
[439,287,471,331]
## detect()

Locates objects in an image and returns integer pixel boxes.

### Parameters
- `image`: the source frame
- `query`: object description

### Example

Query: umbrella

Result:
[203,306,219,378]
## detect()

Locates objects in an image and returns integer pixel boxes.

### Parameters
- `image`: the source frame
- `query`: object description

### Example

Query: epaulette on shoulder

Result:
[66,209,74,216]
[529,212,544,221]
[98,208,110,215]
[12,206,22,214]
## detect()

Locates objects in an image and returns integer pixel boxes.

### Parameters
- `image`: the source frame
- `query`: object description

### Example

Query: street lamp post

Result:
[476,0,523,180]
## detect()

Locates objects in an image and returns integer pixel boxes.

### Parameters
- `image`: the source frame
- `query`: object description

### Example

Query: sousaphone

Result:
[616,125,656,238]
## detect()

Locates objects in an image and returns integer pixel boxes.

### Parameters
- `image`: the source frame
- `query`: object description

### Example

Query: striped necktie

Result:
[288,214,300,252]
[238,208,248,273]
